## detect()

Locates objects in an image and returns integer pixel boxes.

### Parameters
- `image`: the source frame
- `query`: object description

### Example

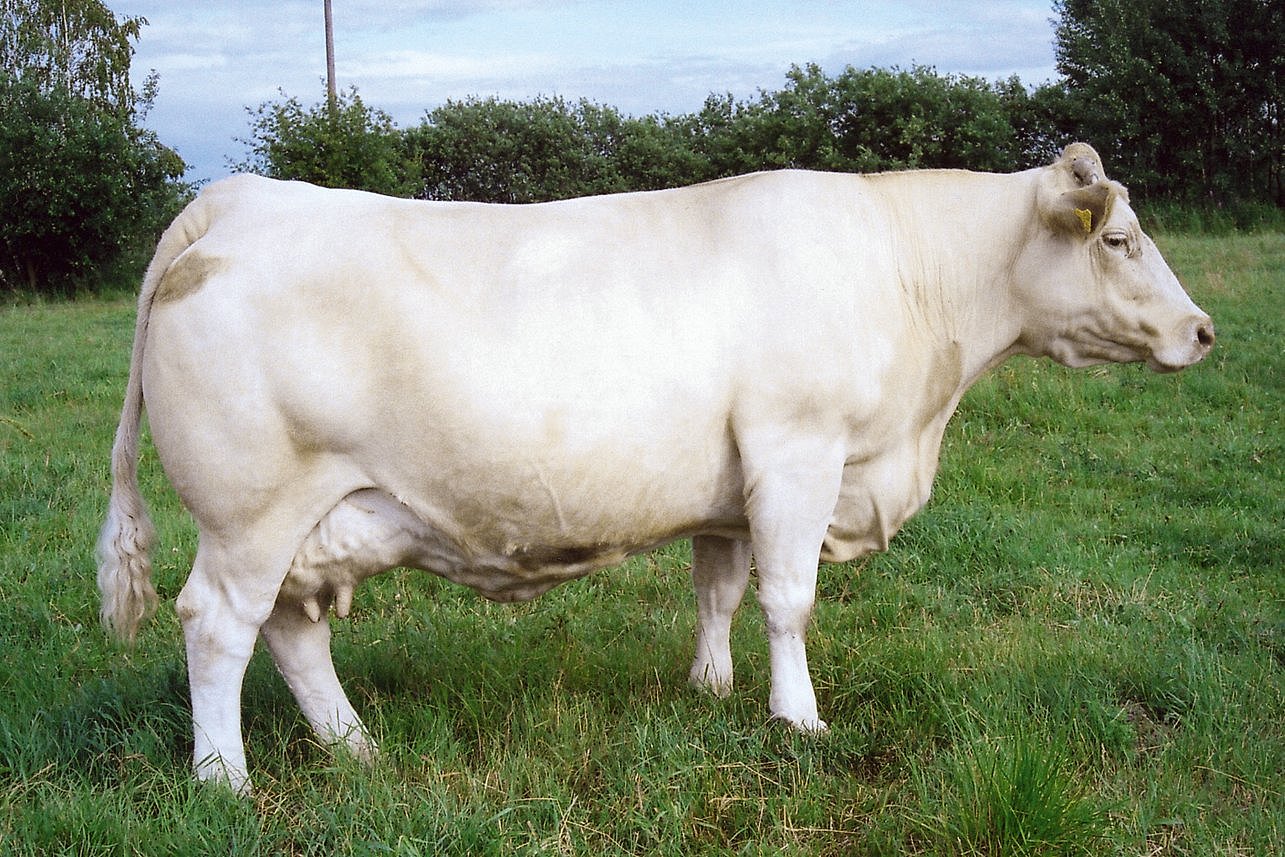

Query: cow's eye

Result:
[1103,232,1132,253]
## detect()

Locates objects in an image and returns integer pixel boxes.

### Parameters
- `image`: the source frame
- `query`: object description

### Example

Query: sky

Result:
[110,1,1062,184]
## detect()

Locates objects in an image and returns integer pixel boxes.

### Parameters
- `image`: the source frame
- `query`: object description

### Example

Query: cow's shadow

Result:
[41,597,695,787]
[38,655,193,787]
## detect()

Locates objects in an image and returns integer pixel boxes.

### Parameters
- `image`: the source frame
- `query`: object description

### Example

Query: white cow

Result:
[98,143,1213,791]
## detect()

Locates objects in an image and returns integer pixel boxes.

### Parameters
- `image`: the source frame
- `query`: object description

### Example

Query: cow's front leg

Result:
[689,535,751,696]
[741,435,844,733]
[260,599,376,761]
[755,550,826,732]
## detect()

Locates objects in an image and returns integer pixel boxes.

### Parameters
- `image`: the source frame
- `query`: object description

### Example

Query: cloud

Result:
[343,48,563,84]
[344,0,581,26]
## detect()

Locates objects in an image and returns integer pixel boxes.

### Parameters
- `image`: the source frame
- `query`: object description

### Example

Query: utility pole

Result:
[324,0,337,118]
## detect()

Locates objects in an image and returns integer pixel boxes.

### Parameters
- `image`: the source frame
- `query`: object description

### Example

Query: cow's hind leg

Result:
[259,601,375,760]
[689,535,751,696]
[259,489,422,762]
[176,542,282,793]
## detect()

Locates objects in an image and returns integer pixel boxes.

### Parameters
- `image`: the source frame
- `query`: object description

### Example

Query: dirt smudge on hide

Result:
[156,250,224,303]
[916,342,965,427]
[510,543,607,570]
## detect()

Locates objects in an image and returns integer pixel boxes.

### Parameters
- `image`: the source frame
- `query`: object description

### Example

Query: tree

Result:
[0,0,186,295]
[1054,0,1283,203]
[0,0,147,116]
[411,96,618,202]
[235,86,420,198]
[606,112,711,192]
[827,65,1022,172]
[996,77,1074,170]
[0,76,183,293]
[400,68,1044,203]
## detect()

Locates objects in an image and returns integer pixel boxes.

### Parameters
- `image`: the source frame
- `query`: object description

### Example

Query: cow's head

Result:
[1015,143,1214,372]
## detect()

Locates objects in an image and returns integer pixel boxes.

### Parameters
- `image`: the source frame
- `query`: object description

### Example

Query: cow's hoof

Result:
[344,736,379,764]
[688,667,734,699]
[195,762,253,797]
[772,713,829,735]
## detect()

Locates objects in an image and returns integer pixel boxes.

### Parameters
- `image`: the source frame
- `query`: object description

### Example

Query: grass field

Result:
[1,232,1281,855]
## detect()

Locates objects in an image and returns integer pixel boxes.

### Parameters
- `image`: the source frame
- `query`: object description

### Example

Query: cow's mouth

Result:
[1146,356,1186,374]
[1145,320,1215,372]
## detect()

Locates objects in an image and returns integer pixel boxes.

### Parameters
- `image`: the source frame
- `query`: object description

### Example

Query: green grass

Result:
[1,232,1281,855]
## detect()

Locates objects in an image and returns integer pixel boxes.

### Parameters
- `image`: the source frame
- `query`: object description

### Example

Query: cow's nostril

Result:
[1196,323,1215,348]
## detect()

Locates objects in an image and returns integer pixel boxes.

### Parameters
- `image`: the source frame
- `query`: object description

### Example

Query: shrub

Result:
[233,86,421,198]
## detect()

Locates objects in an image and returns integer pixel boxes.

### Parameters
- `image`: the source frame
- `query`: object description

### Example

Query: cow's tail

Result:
[97,195,210,644]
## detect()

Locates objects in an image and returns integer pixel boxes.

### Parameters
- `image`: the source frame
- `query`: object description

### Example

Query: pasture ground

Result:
[0,232,1280,855]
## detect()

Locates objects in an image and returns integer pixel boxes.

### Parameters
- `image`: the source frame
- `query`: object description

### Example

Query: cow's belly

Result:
[281,435,748,611]
[280,488,642,607]
[280,487,743,611]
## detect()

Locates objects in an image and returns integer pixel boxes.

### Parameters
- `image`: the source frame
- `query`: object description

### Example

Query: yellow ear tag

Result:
[1074,208,1093,234]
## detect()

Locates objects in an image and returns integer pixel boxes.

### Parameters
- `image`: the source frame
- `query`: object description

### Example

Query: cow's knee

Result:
[754,564,827,732]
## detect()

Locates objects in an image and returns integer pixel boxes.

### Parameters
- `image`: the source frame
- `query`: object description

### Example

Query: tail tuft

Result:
[96,470,158,645]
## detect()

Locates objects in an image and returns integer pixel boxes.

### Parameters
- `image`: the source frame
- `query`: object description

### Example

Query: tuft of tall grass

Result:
[907,729,1109,856]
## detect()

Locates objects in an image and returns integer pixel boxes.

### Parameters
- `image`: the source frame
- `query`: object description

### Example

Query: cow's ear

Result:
[1043,181,1117,238]
[1038,142,1130,239]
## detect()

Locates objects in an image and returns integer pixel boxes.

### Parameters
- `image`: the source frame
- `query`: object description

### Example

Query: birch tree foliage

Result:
[0,0,148,116]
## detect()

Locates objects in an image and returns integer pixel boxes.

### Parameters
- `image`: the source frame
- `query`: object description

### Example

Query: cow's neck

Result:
[873,169,1031,395]
[820,173,1037,562]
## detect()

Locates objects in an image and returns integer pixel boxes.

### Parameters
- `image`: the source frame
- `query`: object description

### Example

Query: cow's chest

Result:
[821,401,955,564]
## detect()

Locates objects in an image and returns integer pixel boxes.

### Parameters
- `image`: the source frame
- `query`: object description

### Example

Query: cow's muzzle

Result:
[1149,314,1215,372]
